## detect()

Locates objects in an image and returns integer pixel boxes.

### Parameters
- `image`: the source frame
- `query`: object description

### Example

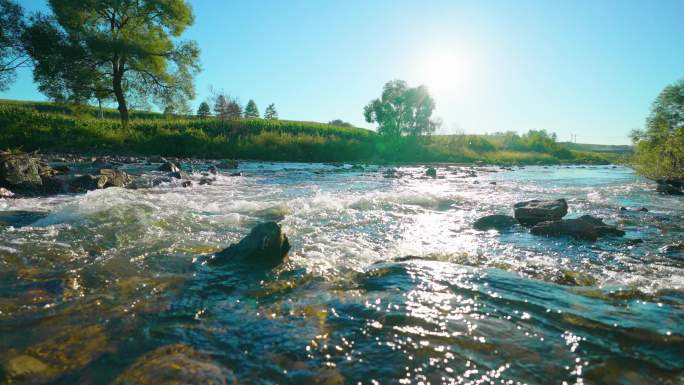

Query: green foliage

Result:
[22,0,200,123]
[329,119,353,127]
[364,80,440,137]
[0,0,27,91]
[196,101,211,117]
[632,79,684,179]
[244,100,259,118]
[264,103,278,120]
[0,100,611,165]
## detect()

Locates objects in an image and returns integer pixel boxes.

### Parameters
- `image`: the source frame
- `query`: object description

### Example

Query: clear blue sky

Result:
[4,0,684,144]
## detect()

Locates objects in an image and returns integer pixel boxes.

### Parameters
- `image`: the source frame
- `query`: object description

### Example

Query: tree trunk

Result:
[112,71,128,125]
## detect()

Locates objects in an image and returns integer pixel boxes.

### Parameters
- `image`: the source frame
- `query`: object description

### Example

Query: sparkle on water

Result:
[0,162,682,384]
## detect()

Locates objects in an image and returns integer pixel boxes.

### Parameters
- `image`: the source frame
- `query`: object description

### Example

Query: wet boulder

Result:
[513,198,568,226]
[112,344,237,385]
[426,167,437,178]
[148,155,168,164]
[619,206,648,212]
[99,169,132,187]
[158,161,180,173]
[656,180,683,195]
[69,169,132,192]
[0,151,54,192]
[531,215,624,241]
[660,242,684,254]
[216,159,239,169]
[0,187,15,198]
[473,214,518,231]
[210,221,291,267]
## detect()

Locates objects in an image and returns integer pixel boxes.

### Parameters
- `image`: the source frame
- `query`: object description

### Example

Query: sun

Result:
[419,49,470,96]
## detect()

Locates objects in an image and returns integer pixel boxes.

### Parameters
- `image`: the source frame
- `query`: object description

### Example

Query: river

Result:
[0,162,682,384]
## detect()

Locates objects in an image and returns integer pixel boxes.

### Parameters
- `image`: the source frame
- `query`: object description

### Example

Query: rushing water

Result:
[0,162,683,385]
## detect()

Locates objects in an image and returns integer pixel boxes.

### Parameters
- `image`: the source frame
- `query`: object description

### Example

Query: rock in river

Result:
[209,221,291,267]
[0,151,54,192]
[426,167,437,178]
[158,161,180,173]
[0,187,15,199]
[473,214,518,231]
[513,198,568,226]
[69,169,132,192]
[111,344,237,385]
[531,215,625,241]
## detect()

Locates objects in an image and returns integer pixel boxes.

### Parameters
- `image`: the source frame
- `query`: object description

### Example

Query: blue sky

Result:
[4,0,684,144]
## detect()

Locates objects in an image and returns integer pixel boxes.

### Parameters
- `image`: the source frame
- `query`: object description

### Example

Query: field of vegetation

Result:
[0,99,617,165]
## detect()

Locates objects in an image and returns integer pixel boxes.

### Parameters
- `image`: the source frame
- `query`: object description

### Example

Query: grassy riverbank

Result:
[0,100,622,164]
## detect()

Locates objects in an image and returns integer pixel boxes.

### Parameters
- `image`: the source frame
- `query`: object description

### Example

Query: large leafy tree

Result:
[244,99,259,118]
[196,101,211,117]
[632,79,684,179]
[23,0,200,124]
[363,80,439,137]
[0,0,28,91]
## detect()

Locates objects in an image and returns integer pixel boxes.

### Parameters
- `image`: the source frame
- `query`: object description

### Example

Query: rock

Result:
[207,165,218,175]
[210,222,291,267]
[230,172,242,177]
[99,169,132,188]
[426,167,437,178]
[69,169,131,192]
[148,155,168,164]
[112,344,237,385]
[168,171,188,179]
[531,215,624,241]
[216,159,238,169]
[199,177,214,185]
[656,179,684,195]
[0,151,53,191]
[0,187,15,198]
[660,242,684,253]
[3,325,109,384]
[158,161,180,173]
[514,198,568,226]
[473,214,518,231]
[181,180,192,188]
[619,206,648,212]
[383,168,401,178]
[52,165,70,174]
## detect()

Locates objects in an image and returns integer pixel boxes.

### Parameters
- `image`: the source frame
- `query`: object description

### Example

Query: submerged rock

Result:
[531,215,624,241]
[0,210,49,227]
[513,198,568,226]
[210,222,291,267]
[473,214,518,231]
[112,344,237,385]
[619,206,648,212]
[158,161,180,173]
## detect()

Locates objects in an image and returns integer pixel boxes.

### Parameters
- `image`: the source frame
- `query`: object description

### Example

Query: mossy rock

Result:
[111,344,237,385]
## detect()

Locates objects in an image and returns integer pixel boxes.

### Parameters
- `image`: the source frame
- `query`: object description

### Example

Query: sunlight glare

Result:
[419,49,471,97]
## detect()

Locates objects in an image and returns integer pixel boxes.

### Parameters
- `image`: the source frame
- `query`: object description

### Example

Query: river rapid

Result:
[0,162,682,385]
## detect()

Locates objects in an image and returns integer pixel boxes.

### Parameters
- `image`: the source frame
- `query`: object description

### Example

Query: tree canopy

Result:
[0,0,27,91]
[23,0,200,124]
[197,101,211,117]
[632,79,684,179]
[363,80,439,137]
[244,99,259,118]
[264,103,278,120]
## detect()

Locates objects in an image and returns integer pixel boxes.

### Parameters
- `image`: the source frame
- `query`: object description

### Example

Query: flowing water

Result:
[0,162,683,385]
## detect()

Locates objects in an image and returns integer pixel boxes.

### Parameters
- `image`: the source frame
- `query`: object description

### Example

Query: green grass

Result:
[0,100,617,164]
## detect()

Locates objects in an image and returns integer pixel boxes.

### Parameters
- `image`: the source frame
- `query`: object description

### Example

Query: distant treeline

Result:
[0,101,612,164]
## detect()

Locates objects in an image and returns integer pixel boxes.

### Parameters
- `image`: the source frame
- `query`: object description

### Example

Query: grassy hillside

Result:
[0,100,616,164]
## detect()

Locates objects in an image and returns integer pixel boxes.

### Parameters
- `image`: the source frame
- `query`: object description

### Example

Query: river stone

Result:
[210,221,291,267]
[426,167,437,178]
[656,180,683,195]
[660,242,684,253]
[158,161,180,173]
[473,214,518,231]
[531,215,624,241]
[513,198,568,225]
[0,152,50,191]
[0,187,15,198]
[216,159,238,169]
[112,344,237,385]
[99,169,132,188]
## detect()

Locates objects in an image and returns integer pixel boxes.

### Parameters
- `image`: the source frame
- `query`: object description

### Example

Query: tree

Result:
[264,103,278,120]
[23,0,200,125]
[632,79,684,179]
[197,101,211,117]
[329,119,353,127]
[214,94,229,120]
[244,99,259,118]
[226,98,242,119]
[0,0,28,91]
[363,80,439,137]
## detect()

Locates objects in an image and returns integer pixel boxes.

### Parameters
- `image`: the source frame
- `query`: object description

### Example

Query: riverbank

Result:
[1,100,622,165]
